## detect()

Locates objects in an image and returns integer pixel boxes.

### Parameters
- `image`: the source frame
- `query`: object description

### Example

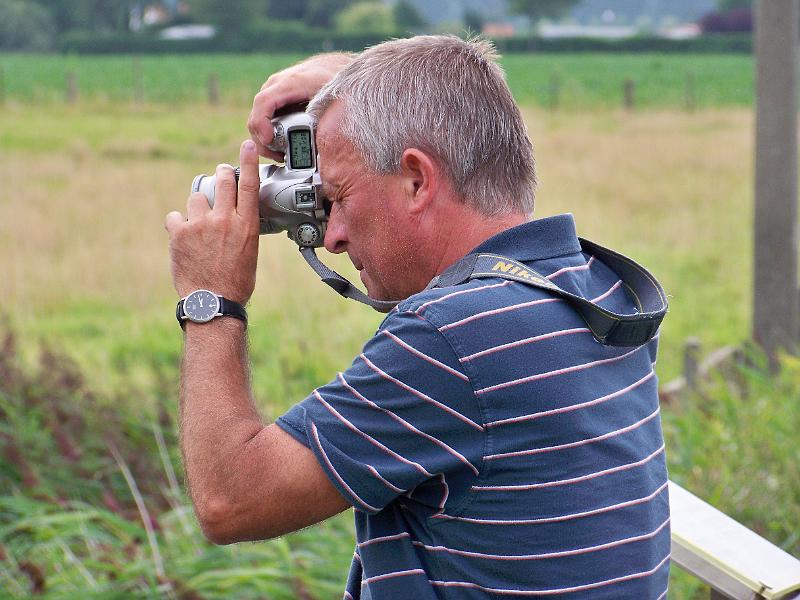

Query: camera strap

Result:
[425,238,667,347]
[301,238,667,347]
[299,247,399,313]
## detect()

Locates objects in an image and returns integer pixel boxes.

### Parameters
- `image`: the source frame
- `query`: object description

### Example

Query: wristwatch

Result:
[176,289,247,329]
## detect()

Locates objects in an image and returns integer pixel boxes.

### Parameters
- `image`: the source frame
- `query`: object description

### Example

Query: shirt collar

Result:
[468,214,581,262]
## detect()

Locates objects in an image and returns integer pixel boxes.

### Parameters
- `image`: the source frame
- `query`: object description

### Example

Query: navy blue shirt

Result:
[277,214,670,599]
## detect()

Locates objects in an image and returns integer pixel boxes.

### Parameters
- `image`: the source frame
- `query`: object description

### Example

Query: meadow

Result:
[0,52,754,109]
[1,52,797,598]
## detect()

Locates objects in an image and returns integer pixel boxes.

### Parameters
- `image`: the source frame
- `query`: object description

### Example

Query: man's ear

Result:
[398,148,439,215]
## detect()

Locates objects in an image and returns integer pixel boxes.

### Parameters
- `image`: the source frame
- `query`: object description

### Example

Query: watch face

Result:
[184,290,220,323]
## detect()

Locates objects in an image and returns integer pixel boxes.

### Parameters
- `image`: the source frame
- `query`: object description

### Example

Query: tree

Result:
[394,0,425,30]
[717,0,752,9]
[0,0,55,50]
[30,0,136,33]
[186,0,265,35]
[463,9,484,34]
[305,0,356,28]
[335,2,395,32]
[507,0,580,23]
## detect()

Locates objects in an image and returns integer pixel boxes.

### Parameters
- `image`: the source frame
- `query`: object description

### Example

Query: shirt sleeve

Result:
[276,308,484,514]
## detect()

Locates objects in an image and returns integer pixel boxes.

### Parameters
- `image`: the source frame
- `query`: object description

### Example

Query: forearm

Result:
[179,318,263,517]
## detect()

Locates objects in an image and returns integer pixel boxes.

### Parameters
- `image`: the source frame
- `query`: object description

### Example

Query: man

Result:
[166,36,670,599]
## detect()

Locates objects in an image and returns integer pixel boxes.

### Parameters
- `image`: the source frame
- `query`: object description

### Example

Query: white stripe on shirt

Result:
[485,370,655,428]
[309,422,380,513]
[360,354,484,431]
[338,372,479,476]
[432,480,669,525]
[485,406,661,460]
[477,345,644,395]
[440,298,560,332]
[472,443,665,491]
[412,517,669,561]
[382,329,469,381]
[428,552,670,596]
[416,281,512,314]
[313,390,434,478]
[546,255,596,280]
[461,327,591,362]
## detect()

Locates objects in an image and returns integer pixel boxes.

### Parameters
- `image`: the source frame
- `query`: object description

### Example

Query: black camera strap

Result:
[301,238,667,347]
[425,238,667,347]
[300,247,399,313]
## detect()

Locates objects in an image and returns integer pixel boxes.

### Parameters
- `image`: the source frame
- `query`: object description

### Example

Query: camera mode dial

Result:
[295,223,320,247]
[269,123,286,152]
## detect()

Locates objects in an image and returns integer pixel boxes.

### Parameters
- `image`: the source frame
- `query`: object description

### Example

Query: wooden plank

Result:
[669,481,800,599]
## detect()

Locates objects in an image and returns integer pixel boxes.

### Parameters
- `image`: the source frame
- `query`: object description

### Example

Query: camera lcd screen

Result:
[289,129,313,169]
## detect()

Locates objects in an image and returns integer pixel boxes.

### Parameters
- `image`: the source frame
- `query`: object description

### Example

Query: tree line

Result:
[0,0,747,53]
[0,0,592,52]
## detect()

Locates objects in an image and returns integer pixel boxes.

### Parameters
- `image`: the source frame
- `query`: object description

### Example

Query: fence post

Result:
[549,73,560,111]
[132,57,144,105]
[207,73,219,106]
[623,79,635,110]
[684,337,701,391]
[685,72,696,112]
[753,0,799,364]
[66,72,78,104]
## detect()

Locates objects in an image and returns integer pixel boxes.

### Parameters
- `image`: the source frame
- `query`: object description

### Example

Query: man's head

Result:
[309,35,536,300]
[309,35,536,216]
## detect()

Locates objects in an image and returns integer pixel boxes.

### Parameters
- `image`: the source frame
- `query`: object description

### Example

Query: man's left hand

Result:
[165,140,261,305]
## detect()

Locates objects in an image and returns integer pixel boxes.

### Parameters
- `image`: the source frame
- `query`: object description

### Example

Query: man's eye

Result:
[323,199,333,217]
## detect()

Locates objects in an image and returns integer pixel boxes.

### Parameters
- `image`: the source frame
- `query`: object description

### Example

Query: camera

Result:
[191,112,327,248]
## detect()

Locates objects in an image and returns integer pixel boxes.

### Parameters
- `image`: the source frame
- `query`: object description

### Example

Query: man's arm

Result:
[247,52,355,161]
[166,143,349,545]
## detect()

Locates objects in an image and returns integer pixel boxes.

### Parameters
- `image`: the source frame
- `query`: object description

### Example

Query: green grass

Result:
[0,52,754,108]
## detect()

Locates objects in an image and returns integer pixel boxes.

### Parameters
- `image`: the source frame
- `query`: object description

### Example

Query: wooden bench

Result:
[669,481,800,599]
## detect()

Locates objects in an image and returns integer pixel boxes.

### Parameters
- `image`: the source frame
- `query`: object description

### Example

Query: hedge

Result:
[58,28,752,55]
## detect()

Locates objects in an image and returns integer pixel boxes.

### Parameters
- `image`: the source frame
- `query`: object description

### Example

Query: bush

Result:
[493,33,752,54]
[0,0,56,51]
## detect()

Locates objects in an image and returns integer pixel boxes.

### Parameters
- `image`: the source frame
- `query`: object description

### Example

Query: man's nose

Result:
[323,203,347,254]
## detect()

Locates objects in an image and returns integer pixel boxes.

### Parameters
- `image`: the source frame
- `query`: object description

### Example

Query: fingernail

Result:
[244,140,256,152]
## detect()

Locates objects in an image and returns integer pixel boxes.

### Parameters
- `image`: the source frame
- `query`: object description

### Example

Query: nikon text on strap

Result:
[425,238,667,347]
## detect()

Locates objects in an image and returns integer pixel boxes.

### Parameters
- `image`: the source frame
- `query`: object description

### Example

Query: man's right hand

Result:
[247,52,355,161]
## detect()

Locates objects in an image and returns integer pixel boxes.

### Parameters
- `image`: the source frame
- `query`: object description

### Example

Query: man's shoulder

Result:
[384,275,531,329]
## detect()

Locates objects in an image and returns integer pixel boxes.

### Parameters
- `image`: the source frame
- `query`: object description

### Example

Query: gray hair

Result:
[307,35,536,216]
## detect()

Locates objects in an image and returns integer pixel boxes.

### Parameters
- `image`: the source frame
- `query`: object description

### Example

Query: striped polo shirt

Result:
[276,214,670,599]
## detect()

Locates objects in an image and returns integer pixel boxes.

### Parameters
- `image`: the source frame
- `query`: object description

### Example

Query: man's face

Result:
[316,101,421,301]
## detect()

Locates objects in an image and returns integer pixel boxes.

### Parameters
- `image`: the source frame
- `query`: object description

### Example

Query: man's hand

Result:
[165,140,261,305]
[248,52,354,161]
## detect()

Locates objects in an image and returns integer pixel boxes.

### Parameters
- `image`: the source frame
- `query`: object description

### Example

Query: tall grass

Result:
[0,330,355,598]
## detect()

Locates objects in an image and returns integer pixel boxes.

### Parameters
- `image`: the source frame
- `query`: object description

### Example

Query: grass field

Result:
[0,52,754,109]
[1,51,797,599]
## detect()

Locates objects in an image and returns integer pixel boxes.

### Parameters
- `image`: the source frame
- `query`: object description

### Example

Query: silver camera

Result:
[191,112,327,248]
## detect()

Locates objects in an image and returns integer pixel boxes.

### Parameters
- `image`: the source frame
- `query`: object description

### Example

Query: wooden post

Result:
[753,0,799,362]
[685,72,696,112]
[548,72,560,111]
[207,73,219,106]
[623,79,635,110]
[66,72,78,104]
[684,337,701,391]
[132,57,144,105]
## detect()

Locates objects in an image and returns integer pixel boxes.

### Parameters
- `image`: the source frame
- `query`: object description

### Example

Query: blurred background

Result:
[1,0,798,598]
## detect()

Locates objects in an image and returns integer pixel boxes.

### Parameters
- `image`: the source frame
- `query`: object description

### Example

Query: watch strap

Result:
[218,297,248,324]
[176,294,248,329]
